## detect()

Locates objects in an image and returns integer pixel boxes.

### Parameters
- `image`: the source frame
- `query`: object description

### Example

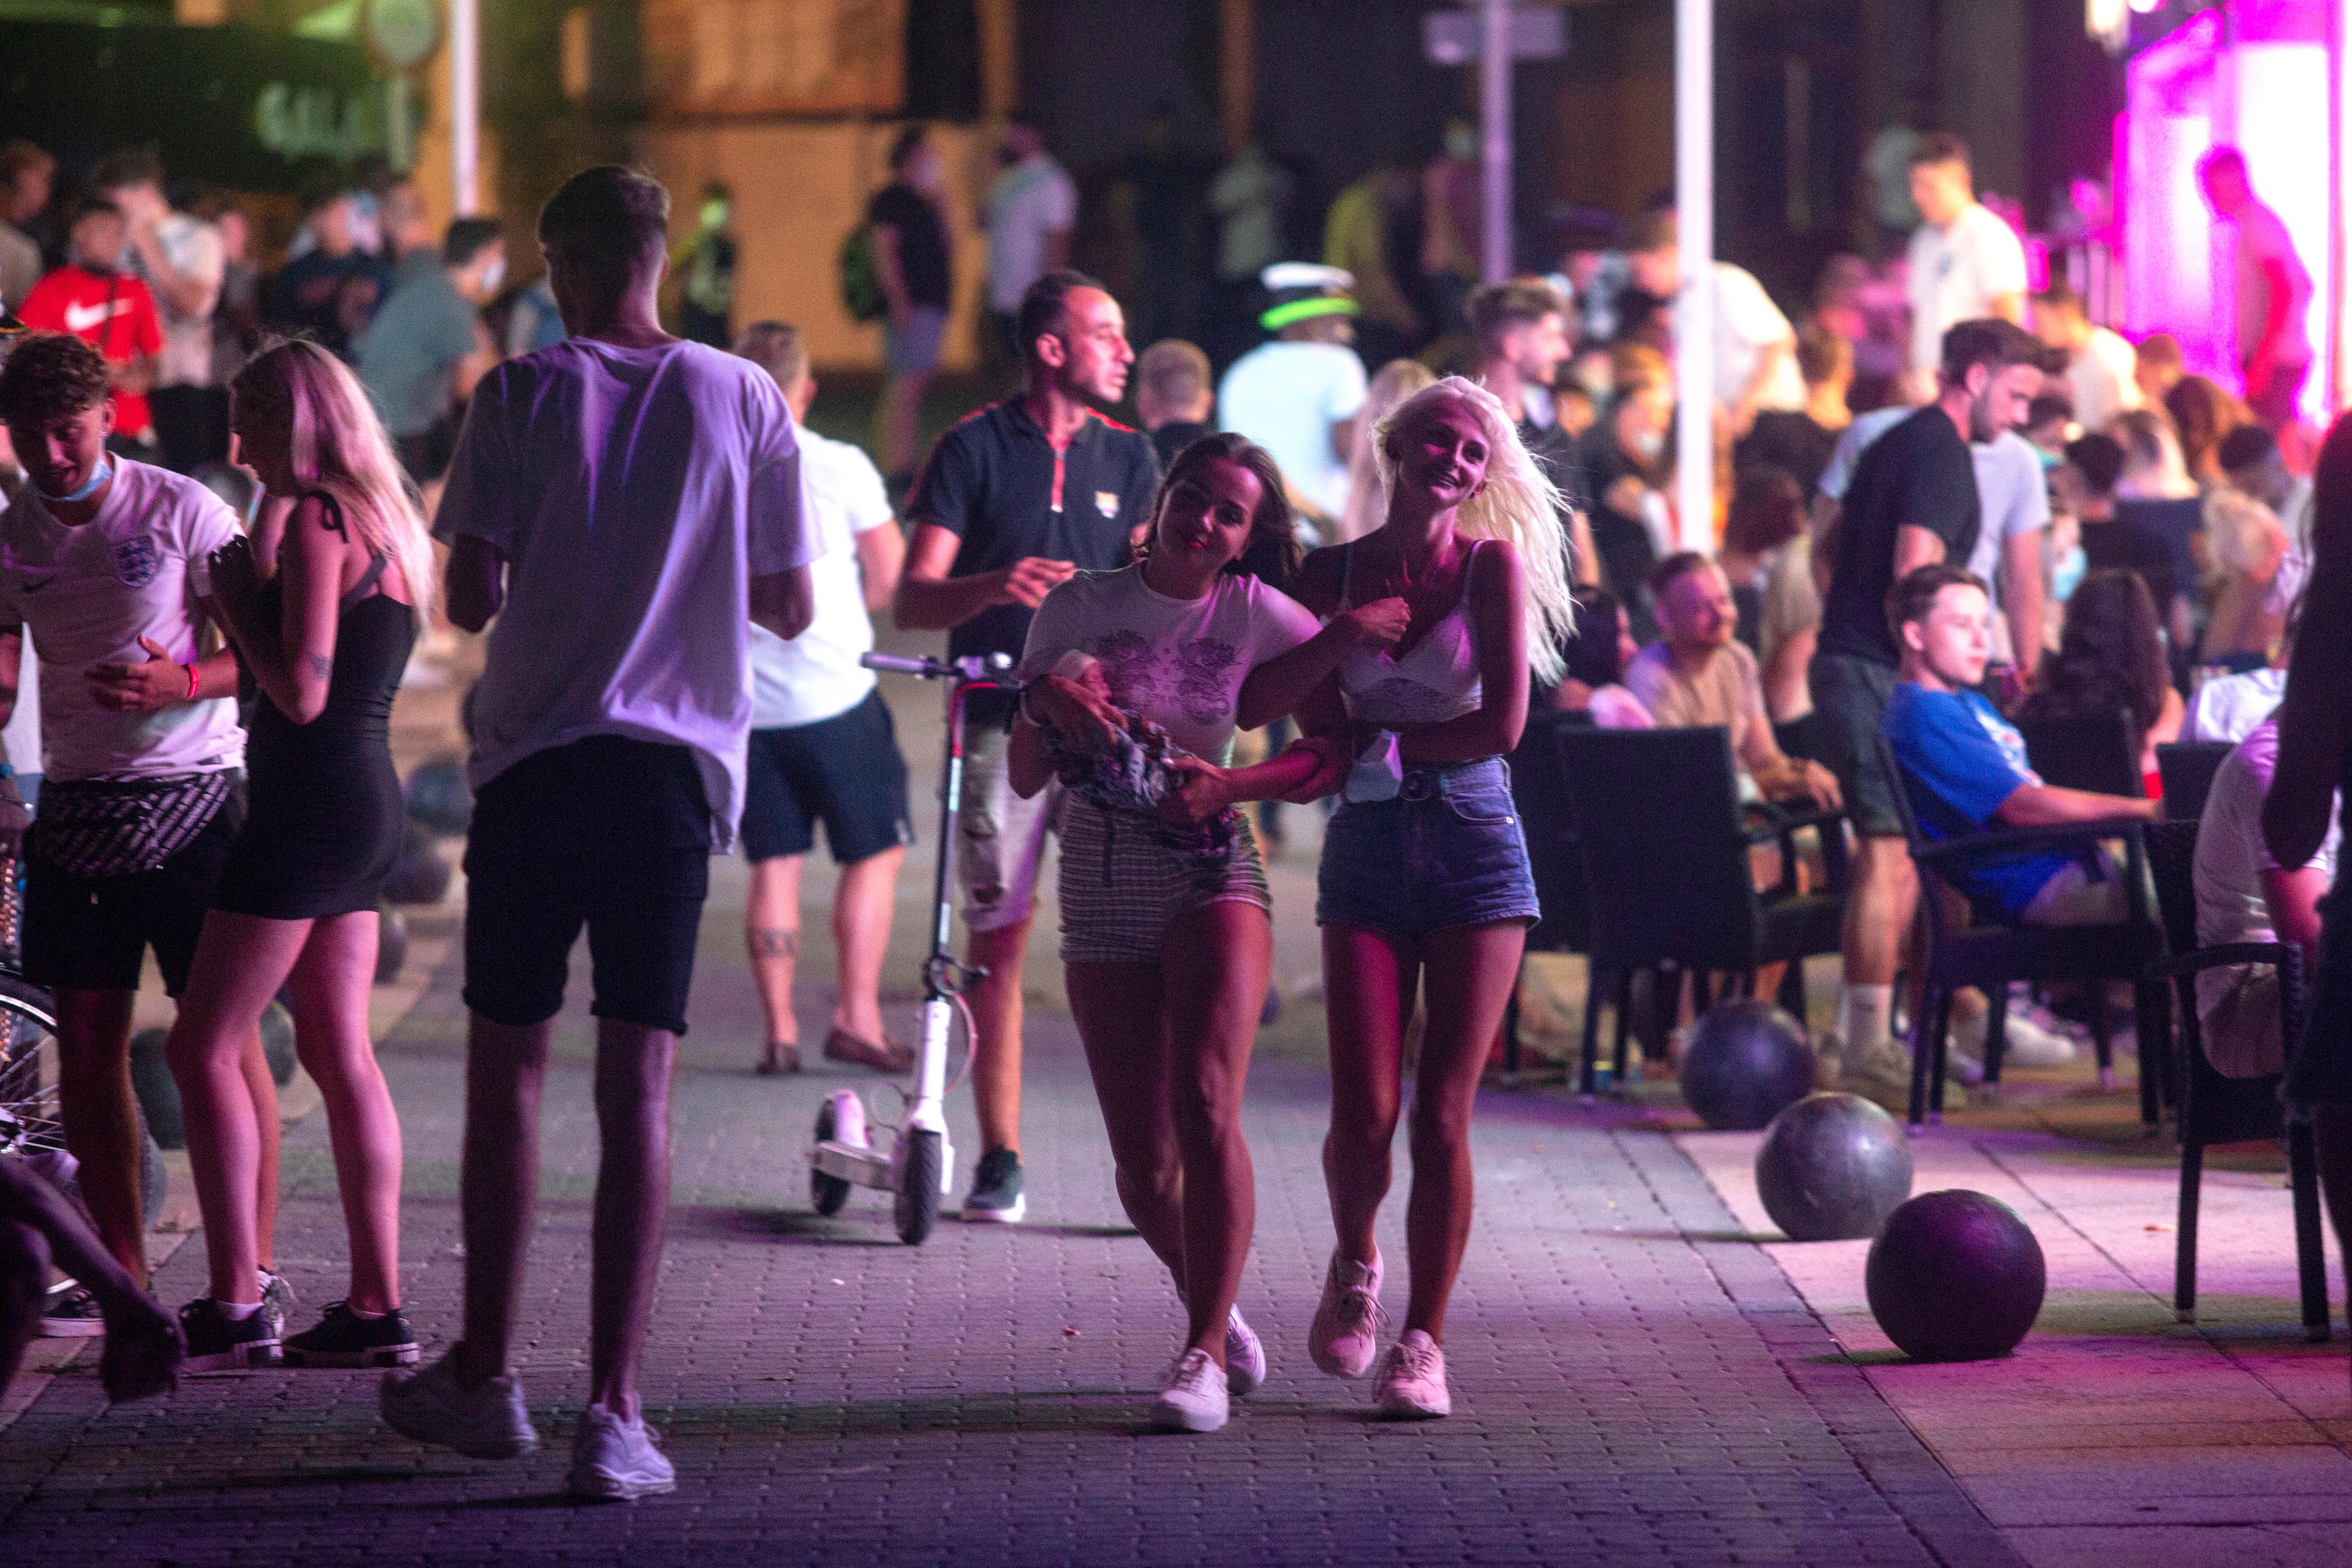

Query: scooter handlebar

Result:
[861,651,1019,682]
[861,652,943,677]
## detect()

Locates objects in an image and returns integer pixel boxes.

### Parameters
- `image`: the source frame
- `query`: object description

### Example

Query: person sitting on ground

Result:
[2193,713,2337,1077]
[2016,567,2183,795]
[1136,339,1216,471]
[2165,374,2250,492]
[2094,413,2201,657]
[729,322,911,1079]
[1717,468,1818,723]
[1623,551,1840,809]
[1549,584,1651,728]
[2201,424,2294,668]
[1,1152,181,1404]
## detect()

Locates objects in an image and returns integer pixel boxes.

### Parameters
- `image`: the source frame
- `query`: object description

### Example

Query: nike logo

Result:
[62,300,129,336]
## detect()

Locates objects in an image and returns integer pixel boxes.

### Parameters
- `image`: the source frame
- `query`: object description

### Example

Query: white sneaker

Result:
[567,1401,677,1501]
[1994,1011,2078,1068]
[1308,1250,1385,1378]
[1374,1330,1451,1419]
[1152,1348,1229,1433]
[380,1348,538,1459]
[1225,1306,1265,1397]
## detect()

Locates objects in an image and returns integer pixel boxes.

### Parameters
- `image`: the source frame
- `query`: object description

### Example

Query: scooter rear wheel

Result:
[895,1128,943,1245]
[810,1101,854,1216]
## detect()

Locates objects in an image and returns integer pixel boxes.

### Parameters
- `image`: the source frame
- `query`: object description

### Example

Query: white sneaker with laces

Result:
[1225,1306,1265,1397]
[1152,1348,1229,1433]
[380,1349,538,1459]
[1308,1250,1385,1378]
[1992,1011,2078,1068]
[567,1401,677,1500]
[1374,1330,1451,1419]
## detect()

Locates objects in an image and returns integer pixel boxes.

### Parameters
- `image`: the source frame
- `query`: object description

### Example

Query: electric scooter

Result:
[805,650,1014,1245]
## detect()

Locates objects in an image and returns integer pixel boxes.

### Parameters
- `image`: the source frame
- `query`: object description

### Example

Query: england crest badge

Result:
[111,537,161,588]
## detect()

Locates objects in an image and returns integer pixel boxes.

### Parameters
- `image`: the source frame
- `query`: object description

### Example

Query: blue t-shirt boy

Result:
[1882,682,2081,917]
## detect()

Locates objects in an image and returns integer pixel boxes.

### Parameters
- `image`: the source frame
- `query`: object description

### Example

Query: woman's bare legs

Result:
[1320,924,1420,1269]
[167,913,313,1304]
[1068,960,1185,1278]
[1400,922,1526,1342]
[284,911,401,1312]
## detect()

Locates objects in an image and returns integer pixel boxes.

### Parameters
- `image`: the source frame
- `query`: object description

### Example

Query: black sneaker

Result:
[283,1301,420,1368]
[258,1270,296,1343]
[39,1282,105,1338]
[962,1147,1026,1224]
[179,1298,281,1374]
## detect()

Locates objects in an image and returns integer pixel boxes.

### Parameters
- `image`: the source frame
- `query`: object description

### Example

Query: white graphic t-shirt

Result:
[1016,564,1321,764]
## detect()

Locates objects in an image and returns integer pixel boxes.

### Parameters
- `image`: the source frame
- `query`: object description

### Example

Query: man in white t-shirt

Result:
[0,331,269,1299]
[731,322,911,1077]
[1217,263,1367,524]
[2031,281,2141,432]
[95,153,225,475]
[2199,147,2316,430]
[1904,135,2028,400]
[2193,717,2337,1076]
[1623,211,1803,434]
[982,116,1077,374]
[387,167,816,1499]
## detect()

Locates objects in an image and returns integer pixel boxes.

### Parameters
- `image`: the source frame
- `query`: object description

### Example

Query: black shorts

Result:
[23,780,246,997]
[462,736,713,1036]
[741,690,913,865]
[394,414,461,487]
[1809,650,1902,838]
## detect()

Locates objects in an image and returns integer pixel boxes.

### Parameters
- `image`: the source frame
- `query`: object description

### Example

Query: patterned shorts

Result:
[1057,798,1270,965]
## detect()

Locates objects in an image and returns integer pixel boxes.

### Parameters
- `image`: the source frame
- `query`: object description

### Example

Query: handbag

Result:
[27,771,236,879]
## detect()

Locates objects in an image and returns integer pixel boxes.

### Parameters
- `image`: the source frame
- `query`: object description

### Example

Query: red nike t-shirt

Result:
[17,265,165,439]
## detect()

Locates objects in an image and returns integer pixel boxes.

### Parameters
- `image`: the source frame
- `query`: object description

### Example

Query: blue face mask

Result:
[2052,544,2087,603]
[36,454,111,505]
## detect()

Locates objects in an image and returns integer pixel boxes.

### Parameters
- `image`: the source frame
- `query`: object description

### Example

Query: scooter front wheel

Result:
[810,1100,854,1216]
[894,1128,943,1245]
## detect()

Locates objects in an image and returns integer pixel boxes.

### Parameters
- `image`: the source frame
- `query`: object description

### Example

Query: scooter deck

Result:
[811,1140,896,1191]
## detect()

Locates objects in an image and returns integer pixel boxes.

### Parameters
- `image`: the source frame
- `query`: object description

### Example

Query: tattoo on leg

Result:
[303,652,334,680]
[752,927,799,959]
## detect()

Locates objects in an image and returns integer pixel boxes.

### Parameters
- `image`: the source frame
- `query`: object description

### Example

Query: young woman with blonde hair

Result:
[1288,375,1574,1420]
[168,338,432,1371]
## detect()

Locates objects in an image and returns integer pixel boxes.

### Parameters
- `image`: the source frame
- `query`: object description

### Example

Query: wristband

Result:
[184,663,198,701]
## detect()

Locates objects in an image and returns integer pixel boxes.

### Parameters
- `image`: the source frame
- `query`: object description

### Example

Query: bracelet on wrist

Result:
[183,663,199,701]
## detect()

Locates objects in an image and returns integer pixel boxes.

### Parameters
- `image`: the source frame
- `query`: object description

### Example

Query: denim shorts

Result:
[1315,756,1540,940]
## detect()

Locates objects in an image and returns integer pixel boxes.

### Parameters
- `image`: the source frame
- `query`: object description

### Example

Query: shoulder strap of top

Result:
[309,492,391,609]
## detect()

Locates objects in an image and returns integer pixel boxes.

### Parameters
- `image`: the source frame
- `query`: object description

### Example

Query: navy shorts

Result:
[1315,757,1540,940]
[1809,650,1902,838]
[741,689,913,865]
[463,736,712,1036]
[23,779,245,997]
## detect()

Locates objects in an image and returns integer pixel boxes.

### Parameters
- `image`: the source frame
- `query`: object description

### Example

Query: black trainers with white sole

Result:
[179,1298,282,1374]
[961,1147,1026,1224]
[39,1282,105,1338]
[283,1302,421,1368]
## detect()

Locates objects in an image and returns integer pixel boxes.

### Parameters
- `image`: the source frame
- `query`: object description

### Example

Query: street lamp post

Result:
[1674,0,1714,551]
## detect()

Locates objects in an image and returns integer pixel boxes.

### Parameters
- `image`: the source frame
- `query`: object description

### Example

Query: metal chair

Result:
[1558,726,1848,1098]
[2144,819,2328,1340]
[1501,710,1594,1081]
[1877,734,2170,1128]
[2157,741,2236,823]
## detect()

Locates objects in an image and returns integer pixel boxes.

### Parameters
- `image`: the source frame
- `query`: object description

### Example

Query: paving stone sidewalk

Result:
[0,853,2032,1566]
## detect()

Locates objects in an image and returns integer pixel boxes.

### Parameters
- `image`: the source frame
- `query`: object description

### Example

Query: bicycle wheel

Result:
[0,971,62,1161]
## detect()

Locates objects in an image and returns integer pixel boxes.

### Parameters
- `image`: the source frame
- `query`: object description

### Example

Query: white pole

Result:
[450,0,480,216]
[1673,0,1714,551]
[1480,0,1512,283]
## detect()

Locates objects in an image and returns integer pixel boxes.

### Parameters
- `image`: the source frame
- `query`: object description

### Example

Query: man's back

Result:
[438,337,810,840]
[356,258,476,439]
[1217,340,1365,518]
[1817,406,1980,668]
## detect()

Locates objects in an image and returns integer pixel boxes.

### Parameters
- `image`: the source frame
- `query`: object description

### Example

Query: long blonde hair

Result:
[1338,358,1438,543]
[1373,375,1576,684]
[230,339,437,630]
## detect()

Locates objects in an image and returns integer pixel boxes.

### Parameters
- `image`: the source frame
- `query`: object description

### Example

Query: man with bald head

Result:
[894,268,1159,1224]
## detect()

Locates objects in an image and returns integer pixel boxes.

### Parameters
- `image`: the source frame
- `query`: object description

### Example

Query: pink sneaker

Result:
[1308,1250,1385,1378]
[1374,1329,1450,1419]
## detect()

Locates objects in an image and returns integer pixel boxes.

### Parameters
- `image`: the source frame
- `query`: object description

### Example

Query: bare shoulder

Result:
[1469,535,1525,594]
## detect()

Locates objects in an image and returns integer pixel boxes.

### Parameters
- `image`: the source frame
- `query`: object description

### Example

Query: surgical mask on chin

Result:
[478,255,507,296]
[2051,545,2087,603]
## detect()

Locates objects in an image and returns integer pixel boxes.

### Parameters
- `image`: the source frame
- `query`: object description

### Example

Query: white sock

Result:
[217,1298,262,1321]
[1841,984,1894,1058]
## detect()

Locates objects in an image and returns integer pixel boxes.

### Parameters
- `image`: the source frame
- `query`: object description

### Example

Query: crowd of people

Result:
[0,110,2348,1493]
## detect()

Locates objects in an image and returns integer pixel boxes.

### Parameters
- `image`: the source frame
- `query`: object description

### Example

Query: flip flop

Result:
[823,1027,915,1074]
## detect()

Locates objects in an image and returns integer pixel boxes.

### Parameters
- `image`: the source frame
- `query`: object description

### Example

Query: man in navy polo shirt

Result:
[895,268,1158,1223]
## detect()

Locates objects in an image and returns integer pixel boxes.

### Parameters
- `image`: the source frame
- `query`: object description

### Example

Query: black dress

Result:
[213,498,415,920]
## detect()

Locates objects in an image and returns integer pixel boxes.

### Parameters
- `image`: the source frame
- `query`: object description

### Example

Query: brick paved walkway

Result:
[0,859,2030,1566]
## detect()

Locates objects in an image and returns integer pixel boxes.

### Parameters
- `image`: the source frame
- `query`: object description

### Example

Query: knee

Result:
[1114,1152,1181,1214]
[1409,1094,1472,1158]
[1325,1109,1398,1167]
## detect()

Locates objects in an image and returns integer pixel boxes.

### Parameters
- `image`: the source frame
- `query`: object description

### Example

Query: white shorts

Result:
[957,722,1062,934]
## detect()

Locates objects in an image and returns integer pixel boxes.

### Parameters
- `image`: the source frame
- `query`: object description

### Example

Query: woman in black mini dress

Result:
[167,339,432,1371]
